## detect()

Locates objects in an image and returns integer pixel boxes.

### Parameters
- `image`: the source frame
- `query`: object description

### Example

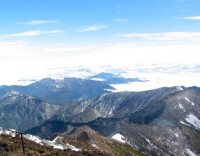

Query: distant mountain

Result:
[0,91,60,131]
[89,72,147,85]
[0,77,114,105]
[27,87,200,155]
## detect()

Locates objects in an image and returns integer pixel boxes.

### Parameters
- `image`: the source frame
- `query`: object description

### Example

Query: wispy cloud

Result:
[78,25,108,32]
[19,20,60,25]
[182,16,200,20]
[178,0,198,2]
[113,19,129,22]
[9,30,64,37]
[120,32,200,42]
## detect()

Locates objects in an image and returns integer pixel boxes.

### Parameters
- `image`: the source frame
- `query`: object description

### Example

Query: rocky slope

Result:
[54,126,145,156]
[52,86,182,123]
[0,91,60,131]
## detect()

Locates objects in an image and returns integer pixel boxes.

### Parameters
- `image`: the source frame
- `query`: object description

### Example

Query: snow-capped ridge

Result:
[0,127,81,151]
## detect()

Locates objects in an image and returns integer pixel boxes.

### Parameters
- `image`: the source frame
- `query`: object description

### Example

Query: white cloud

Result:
[120,32,200,42]
[78,25,108,32]
[178,0,200,2]
[19,20,60,25]
[113,19,129,22]
[8,30,64,37]
[182,16,200,20]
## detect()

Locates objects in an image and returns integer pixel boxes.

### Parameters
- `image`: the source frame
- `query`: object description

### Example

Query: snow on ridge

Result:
[23,134,42,144]
[185,114,200,130]
[186,148,197,156]
[0,128,16,137]
[26,135,81,151]
[0,127,81,151]
[48,136,80,151]
[112,133,126,143]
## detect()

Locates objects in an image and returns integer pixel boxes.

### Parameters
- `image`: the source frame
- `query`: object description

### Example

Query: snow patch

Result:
[3,129,16,137]
[185,114,200,130]
[91,78,105,81]
[144,137,159,150]
[112,133,126,143]
[178,86,183,90]
[55,85,61,88]
[186,148,197,156]
[180,121,190,126]
[1,113,4,118]
[185,97,190,103]
[175,133,179,137]
[179,103,184,110]
[92,144,100,149]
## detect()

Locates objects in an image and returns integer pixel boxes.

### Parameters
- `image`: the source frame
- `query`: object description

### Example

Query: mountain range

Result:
[0,77,114,105]
[26,86,200,156]
[0,76,200,155]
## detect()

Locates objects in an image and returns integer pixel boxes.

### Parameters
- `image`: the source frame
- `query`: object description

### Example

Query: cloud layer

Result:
[1,37,200,88]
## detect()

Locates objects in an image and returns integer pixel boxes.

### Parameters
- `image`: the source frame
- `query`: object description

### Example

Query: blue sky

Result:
[1,0,200,90]
[1,0,200,43]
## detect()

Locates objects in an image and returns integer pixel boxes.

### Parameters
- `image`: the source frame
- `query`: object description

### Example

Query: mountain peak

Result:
[3,90,21,97]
